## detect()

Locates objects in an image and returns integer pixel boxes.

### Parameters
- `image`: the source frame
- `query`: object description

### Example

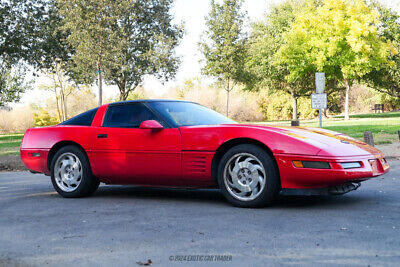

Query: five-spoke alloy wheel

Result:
[223,153,266,201]
[218,144,280,208]
[54,152,83,192]
[51,145,99,198]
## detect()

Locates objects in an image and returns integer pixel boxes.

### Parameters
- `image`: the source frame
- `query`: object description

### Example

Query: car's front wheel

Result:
[50,145,99,198]
[217,144,280,208]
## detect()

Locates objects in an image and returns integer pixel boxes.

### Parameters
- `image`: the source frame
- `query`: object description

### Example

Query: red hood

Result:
[238,124,383,157]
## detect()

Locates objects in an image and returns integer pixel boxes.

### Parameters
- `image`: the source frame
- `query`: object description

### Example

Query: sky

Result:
[17,0,400,106]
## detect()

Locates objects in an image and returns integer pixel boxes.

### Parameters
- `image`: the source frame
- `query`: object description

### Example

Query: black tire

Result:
[217,144,280,208]
[50,145,99,198]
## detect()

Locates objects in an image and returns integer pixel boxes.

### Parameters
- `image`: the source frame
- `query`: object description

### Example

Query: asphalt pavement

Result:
[0,161,399,266]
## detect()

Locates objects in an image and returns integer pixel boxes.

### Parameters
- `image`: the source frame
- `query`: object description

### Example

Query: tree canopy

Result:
[0,0,39,107]
[58,0,183,102]
[363,1,400,100]
[200,0,248,116]
[0,58,31,107]
[246,0,315,120]
[277,0,396,120]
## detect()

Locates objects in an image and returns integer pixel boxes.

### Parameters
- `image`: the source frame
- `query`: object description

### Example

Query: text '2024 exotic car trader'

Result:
[20,100,389,207]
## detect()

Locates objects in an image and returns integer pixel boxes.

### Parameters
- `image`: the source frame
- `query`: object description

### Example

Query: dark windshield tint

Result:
[149,101,236,127]
[60,107,98,126]
[103,103,159,128]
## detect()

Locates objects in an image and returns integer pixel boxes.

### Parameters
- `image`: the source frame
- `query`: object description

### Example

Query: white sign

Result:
[311,93,327,109]
[315,72,325,94]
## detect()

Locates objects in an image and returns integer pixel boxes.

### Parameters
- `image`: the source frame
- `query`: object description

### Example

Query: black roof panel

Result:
[108,99,195,106]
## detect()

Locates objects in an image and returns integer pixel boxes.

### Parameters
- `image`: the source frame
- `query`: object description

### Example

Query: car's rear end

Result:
[20,125,94,175]
[20,128,51,175]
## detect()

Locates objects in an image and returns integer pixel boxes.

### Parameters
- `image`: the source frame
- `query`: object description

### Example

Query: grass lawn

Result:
[0,133,23,156]
[0,111,398,157]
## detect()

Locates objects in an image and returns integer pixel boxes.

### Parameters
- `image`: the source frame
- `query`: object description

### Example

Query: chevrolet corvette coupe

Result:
[20,100,389,207]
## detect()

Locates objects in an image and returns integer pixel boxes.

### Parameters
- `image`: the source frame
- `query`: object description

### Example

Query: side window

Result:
[60,107,98,126]
[103,103,160,128]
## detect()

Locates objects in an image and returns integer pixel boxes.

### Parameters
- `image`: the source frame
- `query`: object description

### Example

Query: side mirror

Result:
[139,120,164,131]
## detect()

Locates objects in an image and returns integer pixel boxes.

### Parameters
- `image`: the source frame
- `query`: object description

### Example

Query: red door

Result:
[89,103,182,185]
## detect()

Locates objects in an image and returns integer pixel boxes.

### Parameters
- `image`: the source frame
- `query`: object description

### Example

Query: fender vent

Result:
[184,156,206,173]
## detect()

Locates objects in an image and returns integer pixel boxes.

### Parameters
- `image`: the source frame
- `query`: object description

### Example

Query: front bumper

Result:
[281,182,361,196]
[275,153,389,189]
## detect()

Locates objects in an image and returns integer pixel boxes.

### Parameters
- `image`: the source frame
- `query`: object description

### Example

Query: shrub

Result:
[33,108,59,127]
[258,91,292,121]
[349,85,400,113]
[258,91,317,121]
[297,96,318,119]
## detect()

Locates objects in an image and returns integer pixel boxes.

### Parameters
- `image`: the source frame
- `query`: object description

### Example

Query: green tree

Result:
[200,0,248,116]
[58,0,122,106]
[106,0,183,101]
[363,1,400,100]
[29,0,79,81]
[0,0,40,106]
[278,0,395,120]
[0,0,36,65]
[246,0,315,121]
[0,0,83,90]
[58,0,182,104]
[0,58,31,107]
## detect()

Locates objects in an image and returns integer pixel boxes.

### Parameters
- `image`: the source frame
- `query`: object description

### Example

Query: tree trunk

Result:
[98,69,103,106]
[54,92,62,122]
[64,98,68,120]
[344,79,350,121]
[59,79,66,121]
[291,92,298,121]
[60,90,66,121]
[225,78,231,117]
[226,89,230,117]
[119,82,127,101]
[54,64,66,121]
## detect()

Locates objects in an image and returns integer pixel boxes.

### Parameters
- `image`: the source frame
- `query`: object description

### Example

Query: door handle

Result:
[97,134,108,139]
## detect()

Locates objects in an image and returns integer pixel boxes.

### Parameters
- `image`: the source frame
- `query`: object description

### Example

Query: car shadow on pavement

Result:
[94,185,227,204]
[92,185,369,208]
[273,194,369,209]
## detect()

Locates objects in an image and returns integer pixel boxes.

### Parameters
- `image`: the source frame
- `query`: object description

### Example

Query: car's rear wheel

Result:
[50,145,99,198]
[217,144,280,208]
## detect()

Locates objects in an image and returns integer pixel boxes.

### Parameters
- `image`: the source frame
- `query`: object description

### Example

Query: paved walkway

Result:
[377,143,400,159]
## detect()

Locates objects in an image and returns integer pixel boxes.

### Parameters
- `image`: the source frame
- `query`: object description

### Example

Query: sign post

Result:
[313,73,326,128]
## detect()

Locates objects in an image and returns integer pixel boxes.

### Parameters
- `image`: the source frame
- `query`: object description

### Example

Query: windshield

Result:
[148,101,236,127]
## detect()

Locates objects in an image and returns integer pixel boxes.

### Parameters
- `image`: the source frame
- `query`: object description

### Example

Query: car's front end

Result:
[276,153,389,195]
[266,126,390,195]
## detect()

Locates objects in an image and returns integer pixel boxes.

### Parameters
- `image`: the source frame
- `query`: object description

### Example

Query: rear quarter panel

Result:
[20,126,93,174]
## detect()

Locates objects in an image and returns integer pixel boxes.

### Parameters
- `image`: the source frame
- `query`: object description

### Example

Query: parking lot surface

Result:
[0,161,399,266]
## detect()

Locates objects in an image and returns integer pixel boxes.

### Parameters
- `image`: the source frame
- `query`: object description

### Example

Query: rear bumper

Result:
[275,153,389,189]
[20,149,50,175]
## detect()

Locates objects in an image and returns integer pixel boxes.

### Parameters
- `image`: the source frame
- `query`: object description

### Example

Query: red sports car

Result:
[20,100,389,207]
